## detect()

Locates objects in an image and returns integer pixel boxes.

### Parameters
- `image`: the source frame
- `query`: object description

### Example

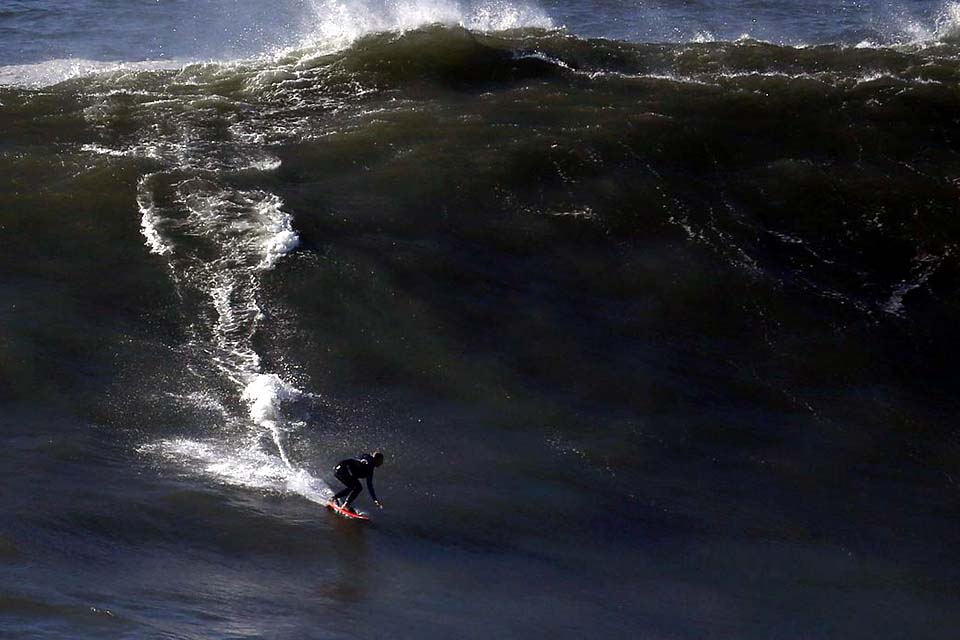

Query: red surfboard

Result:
[326,501,370,521]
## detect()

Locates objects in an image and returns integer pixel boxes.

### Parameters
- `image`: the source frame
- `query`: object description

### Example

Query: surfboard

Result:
[326,501,370,521]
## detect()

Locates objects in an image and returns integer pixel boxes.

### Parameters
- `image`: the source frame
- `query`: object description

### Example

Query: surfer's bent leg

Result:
[344,483,363,508]
[333,465,360,505]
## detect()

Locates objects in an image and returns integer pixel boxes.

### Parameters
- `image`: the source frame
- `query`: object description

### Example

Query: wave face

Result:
[52,25,960,322]
[2,10,960,640]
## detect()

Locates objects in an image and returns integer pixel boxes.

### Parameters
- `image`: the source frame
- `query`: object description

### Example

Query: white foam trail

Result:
[136,175,174,256]
[209,279,262,375]
[136,173,306,490]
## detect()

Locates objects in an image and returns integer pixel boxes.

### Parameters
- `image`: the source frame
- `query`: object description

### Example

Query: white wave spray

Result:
[295,0,552,52]
[869,0,960,46]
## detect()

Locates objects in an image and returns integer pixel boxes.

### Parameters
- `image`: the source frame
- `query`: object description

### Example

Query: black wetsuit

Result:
[332,454,378,508]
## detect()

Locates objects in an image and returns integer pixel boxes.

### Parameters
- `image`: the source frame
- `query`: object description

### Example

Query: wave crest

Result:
[297,0,553,52]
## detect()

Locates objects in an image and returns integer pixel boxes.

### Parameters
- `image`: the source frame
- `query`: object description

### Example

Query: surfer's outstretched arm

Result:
[366,476,379,506]
[366,451,384,507]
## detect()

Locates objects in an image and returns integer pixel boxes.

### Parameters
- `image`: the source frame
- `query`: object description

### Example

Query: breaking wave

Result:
[5,11,958,503]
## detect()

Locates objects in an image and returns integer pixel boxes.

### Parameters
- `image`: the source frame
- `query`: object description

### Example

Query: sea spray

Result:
[241,373,302,469]
[295,0,553,53]
[936,1,960,41]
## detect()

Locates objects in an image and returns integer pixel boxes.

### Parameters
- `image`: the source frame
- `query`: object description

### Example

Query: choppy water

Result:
[2,1,960,638]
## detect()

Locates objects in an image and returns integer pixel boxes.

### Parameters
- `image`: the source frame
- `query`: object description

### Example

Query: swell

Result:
[4,24,960,498]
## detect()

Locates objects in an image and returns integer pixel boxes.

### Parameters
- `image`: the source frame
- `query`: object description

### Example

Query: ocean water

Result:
[2,1,960,638]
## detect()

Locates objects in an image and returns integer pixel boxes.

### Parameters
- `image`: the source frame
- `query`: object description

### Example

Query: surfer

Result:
[332,451,384,512]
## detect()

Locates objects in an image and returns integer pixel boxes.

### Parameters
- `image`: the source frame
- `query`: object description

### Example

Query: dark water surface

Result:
[2,1,960,638]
